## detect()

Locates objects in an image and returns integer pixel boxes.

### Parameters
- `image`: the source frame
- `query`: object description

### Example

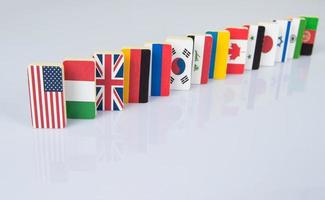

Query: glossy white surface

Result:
[0,0,324,199]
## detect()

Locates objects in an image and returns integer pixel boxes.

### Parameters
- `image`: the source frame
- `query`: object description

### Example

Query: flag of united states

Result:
[27,65,66,128]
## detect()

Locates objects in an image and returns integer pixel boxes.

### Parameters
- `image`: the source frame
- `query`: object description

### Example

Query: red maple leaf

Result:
[229,43,241,60]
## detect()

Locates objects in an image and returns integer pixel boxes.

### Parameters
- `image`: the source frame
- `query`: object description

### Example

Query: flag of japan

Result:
[258,22,280,66]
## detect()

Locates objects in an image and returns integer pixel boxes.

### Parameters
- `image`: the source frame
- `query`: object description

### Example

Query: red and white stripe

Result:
[28,65,66,128]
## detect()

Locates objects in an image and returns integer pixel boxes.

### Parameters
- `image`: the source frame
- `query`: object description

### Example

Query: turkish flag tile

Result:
[225,27,249,74]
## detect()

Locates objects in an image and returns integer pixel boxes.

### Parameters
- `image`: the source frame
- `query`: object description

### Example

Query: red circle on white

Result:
[262,36,273,53]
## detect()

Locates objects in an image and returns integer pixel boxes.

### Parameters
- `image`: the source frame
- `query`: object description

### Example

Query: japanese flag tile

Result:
[258,22,280,66]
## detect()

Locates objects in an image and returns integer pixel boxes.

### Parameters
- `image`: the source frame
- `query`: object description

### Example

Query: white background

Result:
[0,0,324,199]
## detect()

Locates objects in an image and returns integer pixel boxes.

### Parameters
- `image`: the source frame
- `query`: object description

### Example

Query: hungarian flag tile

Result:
[63,59,96,119]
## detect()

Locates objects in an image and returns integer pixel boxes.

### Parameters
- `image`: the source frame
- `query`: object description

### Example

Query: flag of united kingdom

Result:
[94,53,124,111]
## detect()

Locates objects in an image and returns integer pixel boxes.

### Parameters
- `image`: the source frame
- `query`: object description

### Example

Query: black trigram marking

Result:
[172,48,176,55]
[181,75,189,84]
[170,76,174,84]
[182,48,191,58]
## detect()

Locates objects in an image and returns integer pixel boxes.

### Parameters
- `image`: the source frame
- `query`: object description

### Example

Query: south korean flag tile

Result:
[166,36,194,90]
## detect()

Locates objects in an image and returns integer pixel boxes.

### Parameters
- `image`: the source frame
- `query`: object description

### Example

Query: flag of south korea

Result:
[166,36,193,90]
